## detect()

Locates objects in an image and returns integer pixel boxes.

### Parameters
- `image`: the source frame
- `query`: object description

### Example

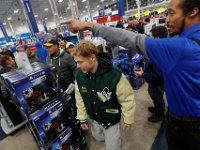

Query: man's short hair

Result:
[72,40,99,57]
[180,0,200,15]
[150,26,168,38]
[1,55,11,67]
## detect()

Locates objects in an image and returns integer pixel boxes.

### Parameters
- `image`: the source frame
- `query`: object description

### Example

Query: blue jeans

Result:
[148,84,165,115]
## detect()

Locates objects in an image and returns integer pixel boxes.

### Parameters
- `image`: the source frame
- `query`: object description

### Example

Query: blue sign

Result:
[15,33,31,40]
[21,0,39,35]
[42,20,48,33]
[117,0,125,16]
[0,23,9,42]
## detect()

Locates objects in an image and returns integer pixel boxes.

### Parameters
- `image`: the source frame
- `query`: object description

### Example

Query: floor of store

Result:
[0,83,165,150]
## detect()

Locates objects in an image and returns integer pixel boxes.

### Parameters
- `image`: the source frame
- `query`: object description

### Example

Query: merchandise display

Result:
[0,62,60,114]
[0,62,87,149]
[29,92,87,150]
[113,52,145,90]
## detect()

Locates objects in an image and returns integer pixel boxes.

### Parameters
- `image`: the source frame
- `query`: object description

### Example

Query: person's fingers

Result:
[123,124,131,132]
[60,20,73,25]
[81,124,89,130]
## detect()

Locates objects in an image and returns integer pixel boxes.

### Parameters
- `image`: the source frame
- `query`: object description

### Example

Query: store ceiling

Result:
[0,0,116,24]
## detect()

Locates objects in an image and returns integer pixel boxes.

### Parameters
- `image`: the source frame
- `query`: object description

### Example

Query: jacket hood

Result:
[50,49,65,67]
[51,48,65,59]
[95,52,112,76]
[35,42,42,48]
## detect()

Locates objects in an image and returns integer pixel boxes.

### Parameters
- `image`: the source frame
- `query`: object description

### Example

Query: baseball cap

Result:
[66,42,75,48]
[43,39,59,47]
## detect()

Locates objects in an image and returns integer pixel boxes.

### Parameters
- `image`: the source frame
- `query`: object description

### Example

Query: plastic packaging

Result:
[14,52,33,74]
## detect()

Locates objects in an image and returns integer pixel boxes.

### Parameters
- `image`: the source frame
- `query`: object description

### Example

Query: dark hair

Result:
[150,26,168,38]
[1,55,11,67]
[181,0,200,15]
[56,34,65,41]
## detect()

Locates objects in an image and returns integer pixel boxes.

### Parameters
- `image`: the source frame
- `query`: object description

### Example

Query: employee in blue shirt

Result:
[61,0,200,149]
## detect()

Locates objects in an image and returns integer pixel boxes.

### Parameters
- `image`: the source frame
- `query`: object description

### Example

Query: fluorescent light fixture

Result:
[44,8,48,11]
[67,7,70,10]
[14,9,19,13]
[101,0,104,2]
[7,17,11,20]
[34,15,38,18]
[3,22,6,25]
[82,0,86,2]
[97,5,100,8]
[58,0,63,2]
[85,6,88,8]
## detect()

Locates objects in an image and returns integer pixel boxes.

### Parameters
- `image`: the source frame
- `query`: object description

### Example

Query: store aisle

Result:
[0,83,163,150]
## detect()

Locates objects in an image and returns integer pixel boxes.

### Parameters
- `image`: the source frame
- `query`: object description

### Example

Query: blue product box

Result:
[129,76,144,90]
[112,60,121,68]
[50,121,87,150]
[119,49,133,60]
[0,62,60,113]
[120,61,135,75]
[30,93,87,149]
[132,53,144,64]
[30,93,73,145]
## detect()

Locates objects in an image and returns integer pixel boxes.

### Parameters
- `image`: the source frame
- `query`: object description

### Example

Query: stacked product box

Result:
[30,92,87,149]
[0,62,60,114]
[0,62,87,149]
[113,52,145,90]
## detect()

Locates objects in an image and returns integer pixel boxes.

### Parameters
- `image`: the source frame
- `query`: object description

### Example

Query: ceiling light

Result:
[67,7,70,10]
[97,5,100,8]
[34,15,38,18]
[81,13,83,15]
[3,22,6,25]
[82,0,87,2]
[92,10,95,12]
[44,8,48,11]
[45,17,48,20]
[14,9,19,14]
[83,10,86,13]
[85,6,88,8]
[54,13,57,16]
[7,17,11,20]
[58,0,63,2]
[101,0,104,2]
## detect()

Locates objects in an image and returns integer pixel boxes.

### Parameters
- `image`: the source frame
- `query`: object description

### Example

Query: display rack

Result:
[0,62,87,150]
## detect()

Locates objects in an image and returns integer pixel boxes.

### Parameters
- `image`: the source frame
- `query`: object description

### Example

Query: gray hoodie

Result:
[47,49,76,90]
[92,24,147,58]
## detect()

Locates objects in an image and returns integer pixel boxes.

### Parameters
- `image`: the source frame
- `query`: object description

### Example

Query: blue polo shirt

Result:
[145,23,200,117]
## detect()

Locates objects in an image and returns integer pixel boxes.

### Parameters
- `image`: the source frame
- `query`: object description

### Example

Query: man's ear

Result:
[188,8,199,17]
[91,54,96,61]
